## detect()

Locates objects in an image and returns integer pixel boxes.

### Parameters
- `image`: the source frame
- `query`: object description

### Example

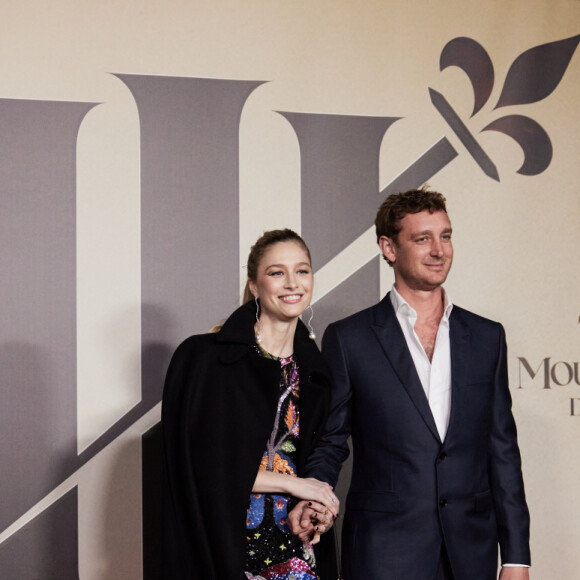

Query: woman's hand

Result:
[252,472,340,518]
[285,477,340,518]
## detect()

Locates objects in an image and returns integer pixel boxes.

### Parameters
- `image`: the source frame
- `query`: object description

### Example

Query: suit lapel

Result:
[446,307,471,442]
[371,294,441,443]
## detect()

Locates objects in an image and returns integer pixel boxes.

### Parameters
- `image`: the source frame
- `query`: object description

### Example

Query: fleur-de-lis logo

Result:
[429,34,580,181]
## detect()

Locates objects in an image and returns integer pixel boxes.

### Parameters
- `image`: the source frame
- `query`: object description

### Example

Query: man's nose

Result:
[431,241,443,256]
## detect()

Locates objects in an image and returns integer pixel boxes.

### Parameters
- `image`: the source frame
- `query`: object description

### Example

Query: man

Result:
[291,188,530,579]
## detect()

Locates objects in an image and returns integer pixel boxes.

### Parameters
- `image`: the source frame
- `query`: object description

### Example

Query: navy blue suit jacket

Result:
[307,293,530,580]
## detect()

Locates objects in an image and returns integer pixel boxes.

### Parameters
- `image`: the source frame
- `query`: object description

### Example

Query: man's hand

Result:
[287,500,337,545]
[499,567,529,580]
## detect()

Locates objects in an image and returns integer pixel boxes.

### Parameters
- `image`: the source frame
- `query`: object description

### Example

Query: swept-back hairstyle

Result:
[375,186,447,266]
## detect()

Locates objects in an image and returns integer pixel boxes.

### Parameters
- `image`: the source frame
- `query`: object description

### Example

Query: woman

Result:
[162,229,339,579]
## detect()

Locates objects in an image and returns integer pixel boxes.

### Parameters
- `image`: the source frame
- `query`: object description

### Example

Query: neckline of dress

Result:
[255,343,294,364]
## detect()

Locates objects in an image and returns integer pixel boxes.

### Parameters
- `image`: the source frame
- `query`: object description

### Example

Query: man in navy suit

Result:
[291,188,530,579]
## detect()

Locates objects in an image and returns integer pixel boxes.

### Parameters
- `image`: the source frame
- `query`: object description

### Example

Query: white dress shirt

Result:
[390,285,453,441]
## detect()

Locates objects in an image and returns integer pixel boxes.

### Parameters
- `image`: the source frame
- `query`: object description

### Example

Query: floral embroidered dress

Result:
[244,346,317,580]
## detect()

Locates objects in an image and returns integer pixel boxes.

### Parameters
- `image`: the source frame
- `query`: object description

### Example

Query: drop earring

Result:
[254,296,263,344]
[306,304,316,341]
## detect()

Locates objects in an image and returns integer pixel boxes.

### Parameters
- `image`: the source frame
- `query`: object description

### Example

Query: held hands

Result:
[287,499,338,545]
[284,477,339,545]
[285,477,340,519]
[251,472,339,545]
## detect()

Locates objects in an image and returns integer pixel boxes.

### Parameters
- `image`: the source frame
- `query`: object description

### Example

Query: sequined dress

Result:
[244,346,317,580]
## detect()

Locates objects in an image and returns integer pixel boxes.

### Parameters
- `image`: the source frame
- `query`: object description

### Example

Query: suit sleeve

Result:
[489,323,531,566]
[305,322,353,487]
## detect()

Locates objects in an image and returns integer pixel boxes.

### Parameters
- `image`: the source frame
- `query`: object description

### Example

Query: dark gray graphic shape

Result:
[279,112,399,270]
[482,115,552,176]
[495,34,580,108]
[432,34,580,180]
[0,488,79,579]
[1,77,262,575]
[314,256,381,345]
[0,99,96,534]
[440,36,494,117]
[429,88,499,180]
[285,106,458,270]
[116,74,264,405]
[76,76,263,468]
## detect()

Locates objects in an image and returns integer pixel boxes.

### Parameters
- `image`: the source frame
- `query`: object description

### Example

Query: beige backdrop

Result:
[1,1,579,578]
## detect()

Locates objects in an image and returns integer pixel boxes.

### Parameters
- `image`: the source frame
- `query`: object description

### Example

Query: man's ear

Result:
[378,236,396,263]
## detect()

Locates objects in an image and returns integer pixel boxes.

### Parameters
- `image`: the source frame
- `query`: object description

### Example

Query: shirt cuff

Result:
[502,564,530,568]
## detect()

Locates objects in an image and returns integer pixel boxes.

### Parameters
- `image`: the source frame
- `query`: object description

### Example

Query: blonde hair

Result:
[242,229,312,303]
[210,229,312,333]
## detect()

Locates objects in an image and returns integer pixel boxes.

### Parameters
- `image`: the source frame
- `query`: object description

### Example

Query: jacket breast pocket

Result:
[347,490,402,513]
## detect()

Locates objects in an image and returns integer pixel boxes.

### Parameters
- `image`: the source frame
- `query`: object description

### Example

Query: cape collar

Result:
[216,301,328,380]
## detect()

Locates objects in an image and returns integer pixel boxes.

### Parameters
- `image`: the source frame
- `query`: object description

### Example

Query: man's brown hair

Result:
[375,186,447,265]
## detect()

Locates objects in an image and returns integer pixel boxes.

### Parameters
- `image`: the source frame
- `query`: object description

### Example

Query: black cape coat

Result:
[162,300,338,579]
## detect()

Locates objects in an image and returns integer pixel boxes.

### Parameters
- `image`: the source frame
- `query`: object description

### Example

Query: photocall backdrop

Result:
[1,1,579,578]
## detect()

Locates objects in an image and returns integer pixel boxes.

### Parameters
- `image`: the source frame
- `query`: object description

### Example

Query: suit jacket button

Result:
[439,452,447,461]
[439,498,448,508]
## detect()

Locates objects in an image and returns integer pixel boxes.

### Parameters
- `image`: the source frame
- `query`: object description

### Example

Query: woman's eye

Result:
[268,271,283,276]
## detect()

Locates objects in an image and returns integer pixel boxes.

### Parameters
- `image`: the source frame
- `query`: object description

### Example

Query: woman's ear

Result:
[248,279,258,298]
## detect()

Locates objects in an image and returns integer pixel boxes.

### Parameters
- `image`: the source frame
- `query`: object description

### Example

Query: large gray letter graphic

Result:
[0,77,264,576]
[280,112,399,270]
[116,74,264,406]
[0,98,96,577]
[75,75,265,463]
